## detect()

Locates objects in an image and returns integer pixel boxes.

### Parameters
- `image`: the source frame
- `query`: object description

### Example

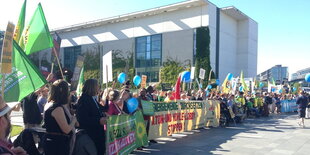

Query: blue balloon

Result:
[292,87,297,92]
[118,72,126,84]
[181,71,191,83]
[207,85,212,89]
[305,73,310,82]
[127,98,138,113]
[279,89,283,93]
[133,75,142,86]
[239,86,244,92]
[227,73,233,81]
[216,79,220,85]
[271,88,276,92]
[259,82,264,88]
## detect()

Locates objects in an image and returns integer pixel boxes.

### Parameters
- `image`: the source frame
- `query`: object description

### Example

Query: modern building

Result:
[45,0,258,82]
[291,67,310,87]
[0,31,4,54]
[257,65,288,84]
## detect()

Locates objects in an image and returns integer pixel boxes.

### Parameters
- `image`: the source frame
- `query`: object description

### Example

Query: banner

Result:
[52,32,62,57]
[141,75,147,88]
[19,3,54,55]
[102,51,113,84]
[190,67,195,79]
[148,100,220,140]
[199,68,205,79]
[1,22,15,74]
[71,55,84,90]
[106,110,148,155]
[0,41,47,102]
[141,100,155,116]
[281,99,297,113]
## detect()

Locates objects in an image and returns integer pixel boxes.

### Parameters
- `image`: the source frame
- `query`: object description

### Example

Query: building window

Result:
[135,34,162,68]
[64,46,81,71]
[135,34,162,82]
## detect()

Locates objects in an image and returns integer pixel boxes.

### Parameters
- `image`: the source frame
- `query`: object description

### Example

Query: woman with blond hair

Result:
[44,80,77,155]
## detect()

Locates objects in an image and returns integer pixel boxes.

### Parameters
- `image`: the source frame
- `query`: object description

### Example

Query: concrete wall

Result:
[207,2,217,75]
[162,29,193,64]
[49,1,258,83]
[219,12,238,82]
[236,19,258,78]
[58,4,209,48]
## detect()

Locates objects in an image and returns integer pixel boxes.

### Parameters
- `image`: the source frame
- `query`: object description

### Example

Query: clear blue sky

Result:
[1,0,309,78]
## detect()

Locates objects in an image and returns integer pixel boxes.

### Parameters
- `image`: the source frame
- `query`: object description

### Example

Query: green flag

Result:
[0,41,47,102]
[271,77,276,85]
[19,3,53,55]
[13,0,26,42]
[76,66,84,96]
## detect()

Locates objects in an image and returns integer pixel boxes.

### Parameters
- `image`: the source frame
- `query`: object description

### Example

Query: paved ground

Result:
[11,110,24,127]
[132,113,310,155]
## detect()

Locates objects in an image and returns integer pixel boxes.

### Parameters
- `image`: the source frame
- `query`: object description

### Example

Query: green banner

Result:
[106,110,148,155]
[141,100,155,116]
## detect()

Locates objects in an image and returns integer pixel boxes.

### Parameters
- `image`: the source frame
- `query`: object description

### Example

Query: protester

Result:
[76,79,108,155]
[164,91,174,102]
[296,91,309,128]
[21,91,43,129]
[107,90,123,115]
[22,73,53,129]
[44,80,77,155]
[157,91,166,102]
[263,92,272,117]
[0,96,27,155]
[274,94,281,114]
[37,85,49,114]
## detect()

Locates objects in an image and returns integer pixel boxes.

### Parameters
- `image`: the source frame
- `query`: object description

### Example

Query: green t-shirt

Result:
[247,101,254,109]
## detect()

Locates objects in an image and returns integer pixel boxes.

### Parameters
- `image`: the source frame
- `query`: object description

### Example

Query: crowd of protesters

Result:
[0,73,310,155]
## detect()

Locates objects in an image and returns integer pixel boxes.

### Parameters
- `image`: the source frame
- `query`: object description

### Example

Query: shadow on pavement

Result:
[131,113,298,155]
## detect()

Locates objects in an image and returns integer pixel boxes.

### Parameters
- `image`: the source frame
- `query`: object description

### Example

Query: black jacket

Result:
[76,94,107,155]
[22,93,42,124]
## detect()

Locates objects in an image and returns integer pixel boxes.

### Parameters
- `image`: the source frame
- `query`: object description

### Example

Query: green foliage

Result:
[83,48,100,80]
[84,69,100,80]
[194,26,213,89]
[111,50,135,89]
[84,49,100,70]
[160,58,185,85]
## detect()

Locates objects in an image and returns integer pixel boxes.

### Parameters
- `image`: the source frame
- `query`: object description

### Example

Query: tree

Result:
[160,58,185,86]
[194,26,214,89]
[83,47,100,80]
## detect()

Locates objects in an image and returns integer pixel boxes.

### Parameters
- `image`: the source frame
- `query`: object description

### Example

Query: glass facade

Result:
[135,34,162,82]
[64,46,81,71]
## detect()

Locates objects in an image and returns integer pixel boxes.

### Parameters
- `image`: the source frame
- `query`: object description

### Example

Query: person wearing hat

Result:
[0,95,27,155]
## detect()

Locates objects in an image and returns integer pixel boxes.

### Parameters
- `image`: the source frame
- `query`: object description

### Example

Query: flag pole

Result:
[53,48,64,79]
[1,75,5,97]
[207,69,213,86]
[106,65,108,88]
[51,62,54,74]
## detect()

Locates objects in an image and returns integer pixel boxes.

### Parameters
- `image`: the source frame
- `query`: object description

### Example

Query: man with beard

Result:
[0,95,27,155]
